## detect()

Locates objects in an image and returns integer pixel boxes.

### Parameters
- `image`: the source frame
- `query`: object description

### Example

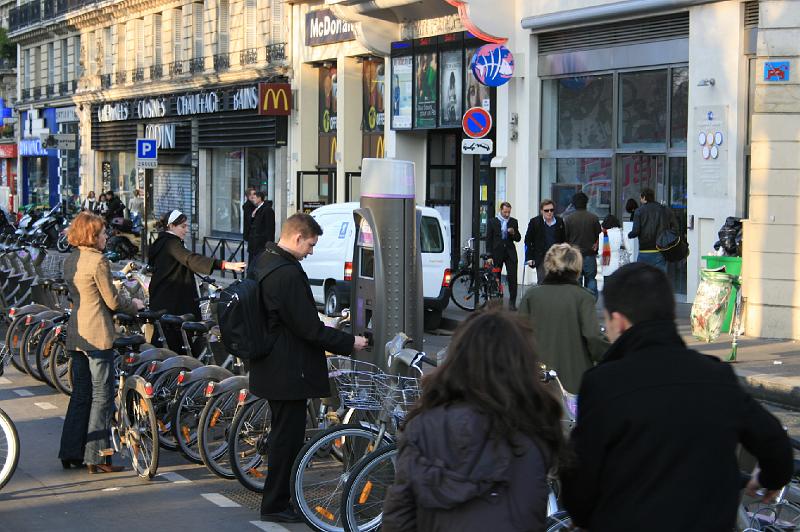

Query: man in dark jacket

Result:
[251,213,369,523]
[562,263,793,532]
[628,187,671,272]
[242,187,256,241]
[104,192,125,222]
[246,190,275,268]
[564,192,601,298]
[485,201,521,310]
[524,198,566,284]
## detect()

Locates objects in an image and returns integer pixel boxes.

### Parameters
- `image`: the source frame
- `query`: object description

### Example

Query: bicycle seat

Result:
[137,309,166,322]
[51,283,69,293]
[113,334,146,350]
[113,313,136,325]
[39,278,55,287]
[480,254,492,260]
[182,321,211,334]
[160,313,196,327]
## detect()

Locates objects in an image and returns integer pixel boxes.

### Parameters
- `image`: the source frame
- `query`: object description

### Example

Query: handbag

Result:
[618,240,631,266]
[656,206,689,263]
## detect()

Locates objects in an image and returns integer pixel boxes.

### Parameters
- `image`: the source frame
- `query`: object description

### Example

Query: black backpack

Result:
[216,258,290,360]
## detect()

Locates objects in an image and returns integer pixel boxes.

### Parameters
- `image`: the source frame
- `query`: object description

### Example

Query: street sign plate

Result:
[461,138,493,155]
[136,138,158,169]
[57,140,76,150]
[462,107,492,139]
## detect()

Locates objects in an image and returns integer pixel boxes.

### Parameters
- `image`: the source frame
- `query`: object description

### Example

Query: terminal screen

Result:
[360,247,375,279]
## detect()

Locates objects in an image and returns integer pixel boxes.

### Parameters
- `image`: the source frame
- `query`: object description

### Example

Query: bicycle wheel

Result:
[49,339,72,396]
[228,398,271,492]
[198,390,238,480]
[173,380,210,464]
[0,407,19,490]
[20,324,46,382]
[291,424,389,532]
[124,388,159,479]
[36,326,58,389]
[450,272,487,312]
[151,369,182,451]
[341,444,398,532]
[6,318,28,374]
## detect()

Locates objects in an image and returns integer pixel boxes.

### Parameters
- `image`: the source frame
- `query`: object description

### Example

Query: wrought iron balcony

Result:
[115,70,127,85]
[132,68,145,82]
[240,48,258,66]
[150,64,163,80]
[213,54,229,72]
[169,60,184,77]
[21,88,30,101]
[59,81,69,94]
[46,84,54,96]
[266,43,286,63]
[100,74,112,90]
[189,57,205,74]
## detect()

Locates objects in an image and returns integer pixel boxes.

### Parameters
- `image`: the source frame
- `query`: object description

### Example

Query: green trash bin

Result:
[702,255,742,333]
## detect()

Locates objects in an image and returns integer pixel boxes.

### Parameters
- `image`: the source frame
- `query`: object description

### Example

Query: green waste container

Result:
[702,255,742,333]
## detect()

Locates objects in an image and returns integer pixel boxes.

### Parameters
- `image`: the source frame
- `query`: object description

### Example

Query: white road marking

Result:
[13,389,33,397]
[0,377,12,384]
[157,471,192,483]
[34,402,57,410]
[201,493,240,508]
[102,487,121,492]
[250,522,291,532]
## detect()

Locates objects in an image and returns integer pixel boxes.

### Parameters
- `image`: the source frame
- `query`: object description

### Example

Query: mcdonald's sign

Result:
[258,83,292,116]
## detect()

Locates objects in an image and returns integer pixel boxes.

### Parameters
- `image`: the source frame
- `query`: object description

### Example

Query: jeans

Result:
[581,255,598,299]
[59,351,91,461]
[637,251,668,272]
[84,349,116,465]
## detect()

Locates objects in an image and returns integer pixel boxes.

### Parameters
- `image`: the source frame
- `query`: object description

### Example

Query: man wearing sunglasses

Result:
[524,199,567,284]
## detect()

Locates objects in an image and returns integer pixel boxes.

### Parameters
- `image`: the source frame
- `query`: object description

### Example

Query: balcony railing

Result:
[100,74,112,90]
[132,67,145,82]
[46,83,54,96]
[189,57,205,74]
[213,54,229,72]
[150,64,163,80]
[10,0,91,32]
[58,81,68,94]
[240,48,258,66]
[115,70,127,85]
[169,60,184,77]
[266,43,286,62]
[21,88,30,101]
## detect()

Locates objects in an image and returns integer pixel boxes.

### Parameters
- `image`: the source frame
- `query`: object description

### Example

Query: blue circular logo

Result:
[470,45,514,88]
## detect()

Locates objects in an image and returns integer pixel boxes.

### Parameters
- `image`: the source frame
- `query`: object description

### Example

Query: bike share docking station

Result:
[351,159,424,370]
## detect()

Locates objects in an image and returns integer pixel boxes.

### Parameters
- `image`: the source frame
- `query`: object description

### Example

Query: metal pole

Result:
[471,154,481,307]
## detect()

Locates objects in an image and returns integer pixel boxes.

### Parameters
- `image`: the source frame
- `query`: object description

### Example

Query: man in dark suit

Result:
[524,198,567,284]
[242,187,256,242]
[485,201,521,310]
[247,191,276,269]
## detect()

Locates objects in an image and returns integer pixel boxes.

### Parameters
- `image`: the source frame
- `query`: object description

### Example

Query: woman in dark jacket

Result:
[383,309,564,532]
[148,210,245,352]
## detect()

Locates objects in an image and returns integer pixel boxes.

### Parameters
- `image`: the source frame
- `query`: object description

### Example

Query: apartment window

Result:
[135,18,144,69]
[60,39,68,84]
[117,23,126,74]
[153,14,163,66]
[104,27,113,74]
[193,2,204,60]
[73,35,82,79]
[270,0,282,44]
[173,8,183,63]
[46,43,54,88]
[217,0,229,55]
[34,47,41,90]
[244,0,256,50]
[23,49,30,90]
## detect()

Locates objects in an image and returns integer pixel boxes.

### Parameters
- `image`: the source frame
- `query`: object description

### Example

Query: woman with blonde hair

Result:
[58,212,144,473]
[519,243,609,393]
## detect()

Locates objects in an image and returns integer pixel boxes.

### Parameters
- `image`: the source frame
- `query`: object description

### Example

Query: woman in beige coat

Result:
[58,212,143,473]
[519,243,609,393]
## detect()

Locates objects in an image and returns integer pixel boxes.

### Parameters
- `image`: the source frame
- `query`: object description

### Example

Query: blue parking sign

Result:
[137,139,157,159]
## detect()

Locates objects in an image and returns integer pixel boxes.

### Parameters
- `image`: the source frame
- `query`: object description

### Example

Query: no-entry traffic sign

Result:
[462,107,492,139]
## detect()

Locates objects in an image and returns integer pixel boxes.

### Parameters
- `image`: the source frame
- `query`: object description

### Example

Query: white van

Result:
[303,202,451,329]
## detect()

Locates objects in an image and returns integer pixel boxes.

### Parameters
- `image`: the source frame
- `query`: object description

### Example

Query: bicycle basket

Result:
[327,357,384,411]
[374,375,422,414]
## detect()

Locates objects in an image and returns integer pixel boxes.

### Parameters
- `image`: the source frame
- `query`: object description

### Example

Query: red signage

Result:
[462,107,492,139]
[0,144,17,159]
[258,83,292,116]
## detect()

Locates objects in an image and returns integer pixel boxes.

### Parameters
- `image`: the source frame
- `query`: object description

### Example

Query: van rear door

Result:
[420,214,448,299]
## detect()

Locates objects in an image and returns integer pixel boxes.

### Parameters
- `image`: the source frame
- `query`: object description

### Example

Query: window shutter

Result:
[136,18,144,69]
[73,35,82,79]
[245,0,256,50]
[193,2,204,59]
[47,42,54,84]
[23,49,30,89]
[104,27,113,74]
[270,0,282,44]
[173,9,182,63]
[61,39,68,82]
[117,23,126,74]
[154,14,162,66]
[217,0,229,55]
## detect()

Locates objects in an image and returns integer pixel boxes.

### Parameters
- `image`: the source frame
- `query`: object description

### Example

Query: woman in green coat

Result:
[519,243,609,393]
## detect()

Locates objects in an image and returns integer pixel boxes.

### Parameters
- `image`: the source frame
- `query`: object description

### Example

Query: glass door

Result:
[427,131,460,266]
[297,170,336,213]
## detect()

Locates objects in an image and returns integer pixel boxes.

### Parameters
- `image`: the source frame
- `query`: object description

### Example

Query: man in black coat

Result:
[628,187,672,272]
[485,201,521,310]
[524,198,566,284]
[251,213,369,523]
[246,190,275,267]
[564,192,602,299]
[242,187,256,241]
[561,263,793,532]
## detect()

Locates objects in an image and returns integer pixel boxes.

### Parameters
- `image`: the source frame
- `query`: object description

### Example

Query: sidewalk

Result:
[442,298,800,410]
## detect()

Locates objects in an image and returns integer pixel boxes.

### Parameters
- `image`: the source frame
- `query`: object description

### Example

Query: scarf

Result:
[497,213,509,239]
[601,228,611,266]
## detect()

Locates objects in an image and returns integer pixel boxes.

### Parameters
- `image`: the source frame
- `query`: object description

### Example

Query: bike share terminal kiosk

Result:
[351,159,424,369]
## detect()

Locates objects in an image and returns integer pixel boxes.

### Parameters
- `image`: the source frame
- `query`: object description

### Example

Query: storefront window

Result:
[246,148,270,199]
[670,67,689,148]
[28,158,49,208]
[211,148,242,234]
[619,70,668,148]
[542,75,613,150]
[540,158,612,218]
[617,154,666,217]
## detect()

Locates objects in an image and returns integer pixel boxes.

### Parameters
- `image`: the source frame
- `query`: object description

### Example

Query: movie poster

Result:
[319,66,338,133]
[439,50,462,127]
[414,51,437,128]
[362,58,385,132]
[391,56,412,129]
[465,47,491,111]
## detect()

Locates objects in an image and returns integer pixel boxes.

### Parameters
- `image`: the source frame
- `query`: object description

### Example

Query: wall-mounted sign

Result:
[362,58,385,132]
[764,61,790,82]
[55,107,78,123]
[305,9,355,46]
[0,144,17,158]
[414,51,437,128]
[144,123,176,150]
[319,67,338,133]
[258,83,292,115]
[461,138,493,155]
[19,139,48,156]
[54,133,76,150]
[462,107,492,139]
[176,92,220,116]
[136,98,167,119]
[97,102,130,123]
[439,50,463,127]
[693,106,728,198]
[471,44,514,88]
[233,86,259,111]
[391,56,413,129]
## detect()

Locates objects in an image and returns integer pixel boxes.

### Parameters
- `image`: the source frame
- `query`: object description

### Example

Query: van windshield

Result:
[421,216,444,253]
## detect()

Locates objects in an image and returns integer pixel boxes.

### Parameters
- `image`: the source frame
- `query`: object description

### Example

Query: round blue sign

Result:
[470,44,514,88]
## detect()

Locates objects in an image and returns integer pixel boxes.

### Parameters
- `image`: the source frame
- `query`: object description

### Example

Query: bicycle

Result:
[449,238,503,311]
[0,406,19,490]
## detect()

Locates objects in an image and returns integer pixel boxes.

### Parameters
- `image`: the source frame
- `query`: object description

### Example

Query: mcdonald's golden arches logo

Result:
[376,135,384,158]
[258,83,292,116]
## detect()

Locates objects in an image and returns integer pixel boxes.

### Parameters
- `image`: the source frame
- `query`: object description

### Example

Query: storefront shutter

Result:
[744,1,759,28]
[154,14,163,66]
[245,0,256,50]
[269,0,282,44]
[193,2,204,60]
[217,0,229,55]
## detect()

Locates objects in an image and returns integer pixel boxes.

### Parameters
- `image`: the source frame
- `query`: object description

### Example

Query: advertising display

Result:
[319,66,338,133]
[414,51,437,128]
[439,50,462,127]
[465,46,492,110]
[362,58,385,133]
[391,56,413,129]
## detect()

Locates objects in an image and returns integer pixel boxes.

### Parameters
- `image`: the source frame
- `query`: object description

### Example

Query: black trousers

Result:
[260,398,307,515]
[497,256,518,304]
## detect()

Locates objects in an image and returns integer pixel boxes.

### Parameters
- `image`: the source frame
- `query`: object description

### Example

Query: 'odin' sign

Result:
[144,123,176,150]
[305,9,355,46]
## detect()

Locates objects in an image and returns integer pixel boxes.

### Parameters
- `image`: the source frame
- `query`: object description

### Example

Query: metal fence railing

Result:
[202,236,245,279]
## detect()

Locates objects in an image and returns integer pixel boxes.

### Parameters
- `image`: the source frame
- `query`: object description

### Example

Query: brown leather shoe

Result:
[87,464,124,474]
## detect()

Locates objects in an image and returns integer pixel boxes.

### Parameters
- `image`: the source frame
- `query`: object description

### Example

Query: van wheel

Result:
[424,309,443,331]
[324,287,341,316]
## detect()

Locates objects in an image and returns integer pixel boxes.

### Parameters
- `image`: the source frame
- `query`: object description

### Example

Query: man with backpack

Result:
[249,213,369,523]
[628,188,673,272]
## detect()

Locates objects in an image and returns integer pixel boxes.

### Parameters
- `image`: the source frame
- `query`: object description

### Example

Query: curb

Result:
[736,371,800,410]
